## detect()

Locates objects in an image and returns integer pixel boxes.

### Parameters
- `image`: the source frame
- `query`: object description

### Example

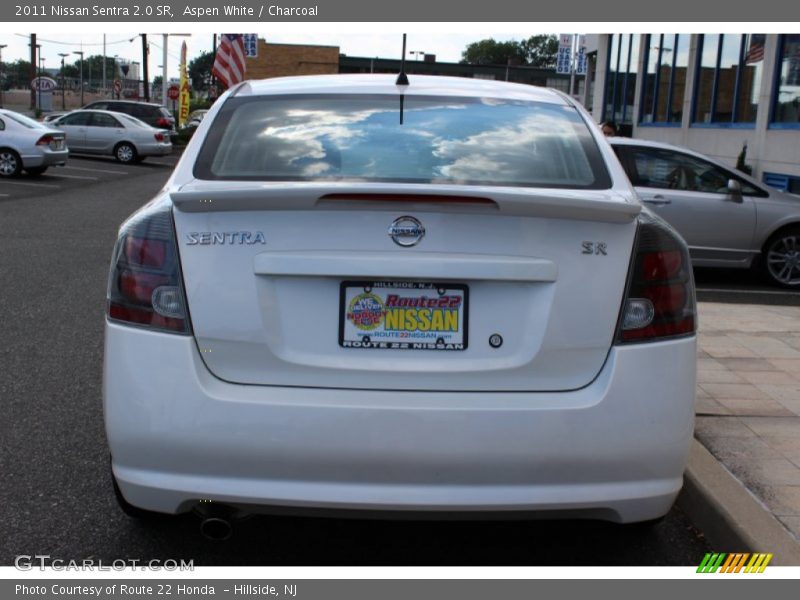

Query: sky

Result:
[5,23,768,83]
[1,28,542,82]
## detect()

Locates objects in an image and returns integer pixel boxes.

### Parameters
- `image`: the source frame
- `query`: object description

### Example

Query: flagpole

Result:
[211,34,217,97]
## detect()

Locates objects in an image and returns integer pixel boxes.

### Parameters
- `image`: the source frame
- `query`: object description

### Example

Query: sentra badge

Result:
[185,231,266,245]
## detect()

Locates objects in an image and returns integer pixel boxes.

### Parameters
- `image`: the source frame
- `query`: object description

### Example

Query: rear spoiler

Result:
[170,183,641,224]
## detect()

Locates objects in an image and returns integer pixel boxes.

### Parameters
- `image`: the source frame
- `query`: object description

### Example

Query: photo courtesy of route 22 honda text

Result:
[103,72,697,538]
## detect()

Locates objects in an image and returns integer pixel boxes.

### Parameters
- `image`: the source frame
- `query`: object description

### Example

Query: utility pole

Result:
[141,34,150,102]
[58,52,69,110]
[162,34,168,107]
[73,50,84,106]
[0,44,7,108]
[29,34,37,109]
[36,47,43,112]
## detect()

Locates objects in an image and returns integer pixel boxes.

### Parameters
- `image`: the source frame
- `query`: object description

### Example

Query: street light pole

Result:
[0,44,7,108]
[58,52,69,110]
[73,50,84,106]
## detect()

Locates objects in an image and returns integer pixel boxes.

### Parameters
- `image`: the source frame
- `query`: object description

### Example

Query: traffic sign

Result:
[167,85,180,101]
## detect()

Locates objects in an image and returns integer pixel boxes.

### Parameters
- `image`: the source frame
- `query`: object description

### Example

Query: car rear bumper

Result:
[139,142,172,157]
[104,322,696,523]
[22,148,69,168]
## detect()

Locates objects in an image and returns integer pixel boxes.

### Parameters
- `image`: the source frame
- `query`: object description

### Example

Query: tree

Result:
[519,35,559,68]
[188,51,214,91]
[461,35,558,68]
[70,55,118,86]
[4,59,33,88]
[461,39,524,66]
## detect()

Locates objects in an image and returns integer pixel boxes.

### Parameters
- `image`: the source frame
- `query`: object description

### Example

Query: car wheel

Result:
[763,227,800,289]
[0,148,22,177]
[114,142,137,164]
[25,166,48,176]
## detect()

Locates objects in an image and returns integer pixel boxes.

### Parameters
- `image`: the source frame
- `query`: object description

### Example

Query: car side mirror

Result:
[727,179,743,202]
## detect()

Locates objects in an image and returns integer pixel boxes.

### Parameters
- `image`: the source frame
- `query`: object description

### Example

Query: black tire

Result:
[114,142,138,164]
[111,467,163,520]
[0,148,22,177]
[762,227,800,289]
[25,166,48,176]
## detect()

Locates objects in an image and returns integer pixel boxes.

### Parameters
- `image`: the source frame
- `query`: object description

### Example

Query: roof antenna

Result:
[396,33,409,86]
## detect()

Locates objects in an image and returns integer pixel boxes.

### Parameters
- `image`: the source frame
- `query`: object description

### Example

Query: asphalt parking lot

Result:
[0,155,717,565]
[0,154,180,201]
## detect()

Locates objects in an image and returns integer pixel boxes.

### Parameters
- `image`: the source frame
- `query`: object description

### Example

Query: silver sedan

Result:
[0,109,68,177]
[610,138,800,289]
[51,110,172,164]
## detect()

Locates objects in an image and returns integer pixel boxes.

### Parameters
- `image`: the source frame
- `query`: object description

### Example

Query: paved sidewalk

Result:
[695,301,800,541]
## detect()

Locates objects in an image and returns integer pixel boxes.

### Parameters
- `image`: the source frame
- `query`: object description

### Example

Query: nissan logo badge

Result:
[388,216,425,247]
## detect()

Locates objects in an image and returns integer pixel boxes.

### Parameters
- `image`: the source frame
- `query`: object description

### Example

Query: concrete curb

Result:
[677,439,800,566]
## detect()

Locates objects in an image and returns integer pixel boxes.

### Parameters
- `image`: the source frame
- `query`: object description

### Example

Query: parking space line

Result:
[62,165,128,175]
[0,180,60,189]
[51,173,99,180]
[696,287,799,296]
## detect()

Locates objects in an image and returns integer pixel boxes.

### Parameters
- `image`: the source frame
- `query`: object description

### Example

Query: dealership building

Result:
[591,34,800,192]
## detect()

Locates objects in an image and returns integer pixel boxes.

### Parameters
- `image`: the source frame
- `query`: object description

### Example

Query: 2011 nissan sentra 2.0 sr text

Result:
[104,74,697,532]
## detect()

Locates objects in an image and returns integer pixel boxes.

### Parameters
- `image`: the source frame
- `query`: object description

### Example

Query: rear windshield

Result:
[3,111,49,130]
[194,94,611,189]
[119,114,149,128]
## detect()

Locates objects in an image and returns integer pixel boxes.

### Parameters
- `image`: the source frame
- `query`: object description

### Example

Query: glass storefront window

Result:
[773,34,800,124]
[603,34,640,127]
[693,34,763,125]
[640,34,690,124]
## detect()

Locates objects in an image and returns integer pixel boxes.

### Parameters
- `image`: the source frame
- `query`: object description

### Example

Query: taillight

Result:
[107,204,191,334]
[154,132,165,142]
[156,117,171,127]
[616,212,696,343]
[36,135,54,146]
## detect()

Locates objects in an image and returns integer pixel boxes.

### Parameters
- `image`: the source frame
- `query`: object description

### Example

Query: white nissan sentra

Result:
[104,74,697,536]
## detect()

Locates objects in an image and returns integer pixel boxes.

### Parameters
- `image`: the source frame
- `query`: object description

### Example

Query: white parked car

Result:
[51,110,171,163]
[104,75,697,537]
[0,109,68,177]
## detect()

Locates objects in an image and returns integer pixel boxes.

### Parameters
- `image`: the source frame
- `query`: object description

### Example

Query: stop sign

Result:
[168,85,180,101]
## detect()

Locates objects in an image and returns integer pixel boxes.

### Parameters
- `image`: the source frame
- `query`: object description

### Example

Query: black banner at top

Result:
[2,0,800,21]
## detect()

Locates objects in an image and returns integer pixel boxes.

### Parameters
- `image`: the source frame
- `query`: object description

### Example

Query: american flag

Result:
[212,34,247,89]
[744,34,765,64]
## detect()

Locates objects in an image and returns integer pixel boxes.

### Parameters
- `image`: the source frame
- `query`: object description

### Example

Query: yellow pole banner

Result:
[179,41,190,128]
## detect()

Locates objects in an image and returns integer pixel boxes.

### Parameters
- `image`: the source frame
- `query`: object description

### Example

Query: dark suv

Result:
[81,100,176,134]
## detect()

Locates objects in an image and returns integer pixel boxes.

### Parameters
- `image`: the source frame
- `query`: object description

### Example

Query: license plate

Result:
[339,281,468,351]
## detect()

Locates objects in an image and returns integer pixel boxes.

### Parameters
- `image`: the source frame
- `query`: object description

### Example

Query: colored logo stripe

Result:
[697,552,773,573]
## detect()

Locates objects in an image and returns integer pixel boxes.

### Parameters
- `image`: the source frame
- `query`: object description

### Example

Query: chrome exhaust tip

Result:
[199,516,233,541]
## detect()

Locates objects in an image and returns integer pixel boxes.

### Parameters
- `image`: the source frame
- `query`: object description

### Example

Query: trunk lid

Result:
[172,182,639,391]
